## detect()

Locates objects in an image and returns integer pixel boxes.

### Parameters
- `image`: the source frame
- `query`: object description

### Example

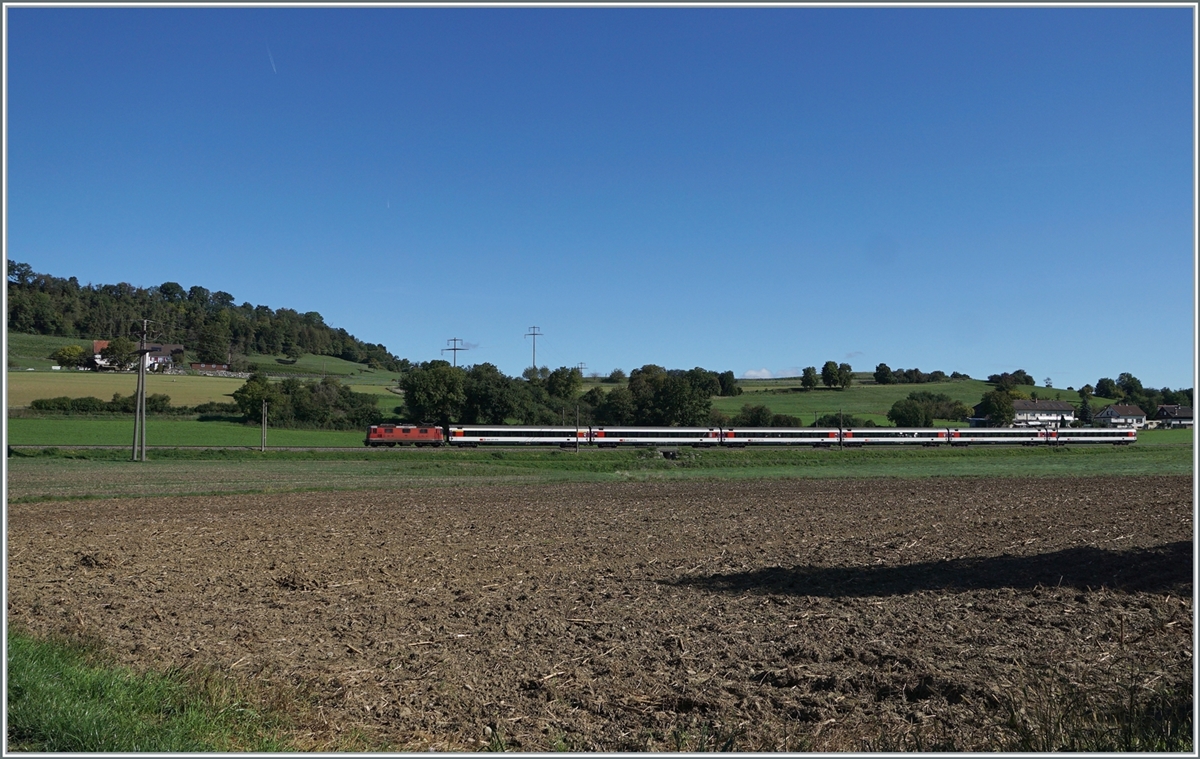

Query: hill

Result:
[6,261,409,371]
[714,378,1114,426]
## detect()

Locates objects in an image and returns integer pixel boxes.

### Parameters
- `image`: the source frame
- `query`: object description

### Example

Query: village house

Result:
[969,399,1075,428]
[146,344,186,368]
[91,340,184,370]
[1093,404,1147,428]
[1156,405,1193,429]
[1010,399,1075,427]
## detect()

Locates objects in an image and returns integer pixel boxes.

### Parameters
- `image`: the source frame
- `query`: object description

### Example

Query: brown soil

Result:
[7,476,1193,751]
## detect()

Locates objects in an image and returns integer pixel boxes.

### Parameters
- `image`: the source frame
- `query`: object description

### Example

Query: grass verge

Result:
[6,627,298,752]
[1000,668,1193,752]
[6,443,1192,504]
[6,416,368,447]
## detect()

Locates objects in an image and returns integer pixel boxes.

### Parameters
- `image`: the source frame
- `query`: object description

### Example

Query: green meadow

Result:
[713,377,1116,425]
[6,333,96,370]
[6,417,366,448]
[6,435,1191,504]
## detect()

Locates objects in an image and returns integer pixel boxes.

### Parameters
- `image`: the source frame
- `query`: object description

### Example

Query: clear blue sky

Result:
[6,6,1195,390]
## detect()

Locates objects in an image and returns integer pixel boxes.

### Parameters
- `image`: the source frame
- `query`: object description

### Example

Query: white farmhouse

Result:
[1011,400,1075,427]
[1093,404,1147,428]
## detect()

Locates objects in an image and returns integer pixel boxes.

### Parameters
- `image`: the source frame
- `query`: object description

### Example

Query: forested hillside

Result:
[6,261,407,371]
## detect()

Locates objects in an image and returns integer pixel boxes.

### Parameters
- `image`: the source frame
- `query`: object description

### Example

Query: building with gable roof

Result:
[1156,405,1193,429]
[1094,404,1147,428]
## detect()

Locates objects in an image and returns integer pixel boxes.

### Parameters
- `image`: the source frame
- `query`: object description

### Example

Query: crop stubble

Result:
[6,476,1192,750]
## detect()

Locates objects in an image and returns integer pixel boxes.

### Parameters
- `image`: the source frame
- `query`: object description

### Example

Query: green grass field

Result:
[245,352,401,384]
[347,383,406,412]
[6,371,248,408]
[6,429,1191,504]
[6,416,368,447]
[8,414,1190,451]
[12,333,1128,425]
[6,333,96,370]
[715,379,1117,425]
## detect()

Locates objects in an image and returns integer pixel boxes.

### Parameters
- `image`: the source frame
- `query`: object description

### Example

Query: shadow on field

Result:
[672,541,1192,598]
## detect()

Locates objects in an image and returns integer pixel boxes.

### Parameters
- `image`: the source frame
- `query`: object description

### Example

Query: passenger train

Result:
[365,424,1136,448]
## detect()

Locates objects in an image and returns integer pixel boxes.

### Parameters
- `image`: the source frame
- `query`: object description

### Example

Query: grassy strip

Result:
[7,443,1192,503]
[9,415,1192,450]
[6,628,297,752]
[999,671,1193,752]
[6,417,368,447]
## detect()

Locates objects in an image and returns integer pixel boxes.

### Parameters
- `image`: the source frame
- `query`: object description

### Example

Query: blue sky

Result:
[5,6,1195,390]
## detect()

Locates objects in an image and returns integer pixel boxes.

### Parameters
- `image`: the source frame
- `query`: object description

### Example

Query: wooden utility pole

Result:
[261,400,268,452]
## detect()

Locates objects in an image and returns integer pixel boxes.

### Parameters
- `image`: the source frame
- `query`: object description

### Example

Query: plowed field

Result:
[7,476,1192,750]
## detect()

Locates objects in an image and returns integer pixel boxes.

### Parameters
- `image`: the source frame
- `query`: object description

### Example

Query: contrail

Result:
[267,45,277,74]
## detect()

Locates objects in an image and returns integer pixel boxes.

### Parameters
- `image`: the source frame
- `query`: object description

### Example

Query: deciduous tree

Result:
[1094,377,1121,399]
[977,390,1015,427]
[100,336,137,370]
[801,366,818,391]
[462,363,519,424]
[821,361,839,389]
[731,404,774,427]
[838,363,853,390]
[401,360,466,426]
[887,398,933,427]
[50,345,86,368]
[546,366,583,400]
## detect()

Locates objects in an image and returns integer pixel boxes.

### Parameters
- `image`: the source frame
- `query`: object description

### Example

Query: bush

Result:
[888,398,933,427]
[708,409,731,427]
[813,412,866,428]
[29,397,74,412]
[731,404,775,427]
[145,394,172,413]
[193,402,239,415]
[108,393,137,413]
[70,396,107,413]
[50,345,87,368]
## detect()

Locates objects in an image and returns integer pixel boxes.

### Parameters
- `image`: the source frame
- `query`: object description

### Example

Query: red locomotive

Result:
[364,424,444,447]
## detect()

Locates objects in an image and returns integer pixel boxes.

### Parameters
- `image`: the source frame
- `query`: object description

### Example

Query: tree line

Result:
[973,369,1192,428]
[398,362,742,428]
[7,261,407,370]
[1076,373,1192,426]
[873,363,970,385]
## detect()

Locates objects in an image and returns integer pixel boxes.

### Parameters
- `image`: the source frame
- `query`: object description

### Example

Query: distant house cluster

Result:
[968,397,1192,430]
[90,340,186,371]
